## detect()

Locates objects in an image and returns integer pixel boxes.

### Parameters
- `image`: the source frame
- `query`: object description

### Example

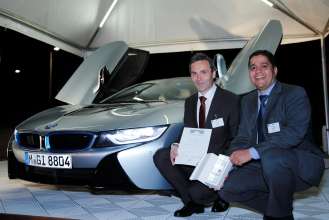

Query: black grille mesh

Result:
[18,133,94,150]
[48,133,93,150]
[19,133,40,149]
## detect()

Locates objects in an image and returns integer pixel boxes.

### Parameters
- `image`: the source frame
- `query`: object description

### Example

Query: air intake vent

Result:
[18,133,40,149]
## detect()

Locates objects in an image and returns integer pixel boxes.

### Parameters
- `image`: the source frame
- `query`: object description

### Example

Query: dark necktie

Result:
[199,96,207,128]
[257,95,268,143]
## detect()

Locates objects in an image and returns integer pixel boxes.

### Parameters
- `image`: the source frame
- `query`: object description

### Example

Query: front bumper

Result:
[8,124,182,189]
[7,149,137,188]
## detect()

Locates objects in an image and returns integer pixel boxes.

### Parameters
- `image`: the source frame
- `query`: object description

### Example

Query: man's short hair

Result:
[248,50,277,69]
[189,53,216,73]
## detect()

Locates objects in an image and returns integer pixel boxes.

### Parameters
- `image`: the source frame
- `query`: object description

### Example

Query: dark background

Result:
[0,27,328,159]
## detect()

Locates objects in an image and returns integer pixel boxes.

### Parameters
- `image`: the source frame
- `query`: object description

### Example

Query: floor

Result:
[1,161,329,220]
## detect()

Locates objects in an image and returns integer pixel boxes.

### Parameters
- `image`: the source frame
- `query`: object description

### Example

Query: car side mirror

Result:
[214,54,228,87]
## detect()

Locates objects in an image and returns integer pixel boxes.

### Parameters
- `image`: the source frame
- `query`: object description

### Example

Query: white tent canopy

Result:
[0,0,328,56]
[1,0,329,150]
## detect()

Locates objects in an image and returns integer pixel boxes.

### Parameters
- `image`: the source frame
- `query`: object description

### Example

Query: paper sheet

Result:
[174,127,212,166]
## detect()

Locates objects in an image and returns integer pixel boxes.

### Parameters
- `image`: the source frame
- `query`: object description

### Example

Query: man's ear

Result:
[274,67,278,77]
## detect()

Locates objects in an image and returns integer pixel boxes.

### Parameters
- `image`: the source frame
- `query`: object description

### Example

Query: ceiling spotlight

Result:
[53,47,60,51]
[15,69,21,74]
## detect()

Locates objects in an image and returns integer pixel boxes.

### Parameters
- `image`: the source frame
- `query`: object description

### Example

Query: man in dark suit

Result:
[219,50,325,220]
[153,53,240,217]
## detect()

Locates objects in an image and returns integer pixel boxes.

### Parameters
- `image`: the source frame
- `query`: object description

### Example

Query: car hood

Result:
[16,101,184,134]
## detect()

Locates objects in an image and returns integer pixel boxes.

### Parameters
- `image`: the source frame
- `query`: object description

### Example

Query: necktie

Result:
[257,95,268,143]
[199,96,207,128]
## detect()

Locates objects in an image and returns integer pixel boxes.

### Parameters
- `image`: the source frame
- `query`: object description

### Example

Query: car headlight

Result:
[94,126,168,147]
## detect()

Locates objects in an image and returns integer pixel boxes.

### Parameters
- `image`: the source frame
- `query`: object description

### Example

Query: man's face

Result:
[190,60,215,94]
[249,54,277,91]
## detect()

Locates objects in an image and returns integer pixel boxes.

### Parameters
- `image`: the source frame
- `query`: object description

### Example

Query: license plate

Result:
[24,152,72,169]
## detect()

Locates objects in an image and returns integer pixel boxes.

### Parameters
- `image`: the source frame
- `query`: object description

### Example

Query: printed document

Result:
[190,153,232,190]
[174,127,212,166]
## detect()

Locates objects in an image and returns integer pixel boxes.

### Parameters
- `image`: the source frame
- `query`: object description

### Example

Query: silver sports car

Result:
[7,20,282,190]
[8,76,195,189]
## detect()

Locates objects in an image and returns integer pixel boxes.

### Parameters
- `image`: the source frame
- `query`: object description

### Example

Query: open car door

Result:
[220,20,283,95]
[55,41,149,105]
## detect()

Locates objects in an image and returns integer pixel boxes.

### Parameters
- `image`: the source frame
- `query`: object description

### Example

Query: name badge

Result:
[267,122,280,133]
[211,118,224,128]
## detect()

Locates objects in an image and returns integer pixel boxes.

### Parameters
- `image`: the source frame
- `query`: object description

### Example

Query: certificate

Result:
[190,153,232,190]
[174,127,212,166]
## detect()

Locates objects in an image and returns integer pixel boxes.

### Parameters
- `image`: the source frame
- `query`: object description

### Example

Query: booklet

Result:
[189,153,232,190]
[174,127,212,166]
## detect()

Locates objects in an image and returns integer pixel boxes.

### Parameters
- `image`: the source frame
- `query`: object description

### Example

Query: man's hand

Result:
[230,149,252,166]
[170,143,179,165]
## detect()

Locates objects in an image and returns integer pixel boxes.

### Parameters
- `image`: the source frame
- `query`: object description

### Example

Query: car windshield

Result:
[101,78,197,103]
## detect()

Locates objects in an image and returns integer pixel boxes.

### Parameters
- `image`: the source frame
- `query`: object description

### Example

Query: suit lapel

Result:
[249,90,259,125]
[248,90,258,144]
[205,86,220,128]
[191,94,198,127]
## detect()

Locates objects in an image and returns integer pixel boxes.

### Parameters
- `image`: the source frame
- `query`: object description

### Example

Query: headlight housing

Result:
[14,129,18,144]
[94,125,168,147]
[7,131,16,151]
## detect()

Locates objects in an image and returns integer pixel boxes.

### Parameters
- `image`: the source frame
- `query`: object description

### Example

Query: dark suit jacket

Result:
[229,81,324,186]
[183,86,240,155]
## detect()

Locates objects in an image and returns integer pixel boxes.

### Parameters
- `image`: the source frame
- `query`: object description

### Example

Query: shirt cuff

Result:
[249,147,260,160]
[171,142,179,149]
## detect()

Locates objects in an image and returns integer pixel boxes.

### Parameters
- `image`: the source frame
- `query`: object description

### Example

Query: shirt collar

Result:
[258,80,276,96]
[198,83,216,100]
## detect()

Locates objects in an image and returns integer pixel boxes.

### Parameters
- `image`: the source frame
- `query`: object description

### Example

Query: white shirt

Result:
[257,80,276,111]
[197,83,217,126]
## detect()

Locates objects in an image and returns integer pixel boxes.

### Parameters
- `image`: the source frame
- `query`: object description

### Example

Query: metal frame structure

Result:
[268,0,329,152]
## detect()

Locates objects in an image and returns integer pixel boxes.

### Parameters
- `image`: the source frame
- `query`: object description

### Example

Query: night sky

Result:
[0,27,328,146]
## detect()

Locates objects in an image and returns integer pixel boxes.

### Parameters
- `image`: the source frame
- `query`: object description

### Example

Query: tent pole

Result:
[320,36,329,152]
[270,1,329,152]
[49,50,53,102]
